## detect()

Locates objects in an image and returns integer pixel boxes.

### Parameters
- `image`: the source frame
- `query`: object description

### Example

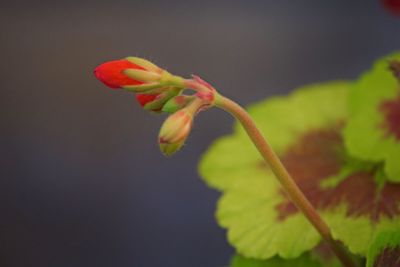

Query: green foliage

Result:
[199,53,400,263]
[366,230,400,267]
[322,207,399,255]
[199,83,349,258]
[230,253,323,267]
[200,82,349,192]
[343,52,400,182]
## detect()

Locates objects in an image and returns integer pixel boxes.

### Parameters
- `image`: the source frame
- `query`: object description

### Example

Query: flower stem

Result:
[215,94,357,267]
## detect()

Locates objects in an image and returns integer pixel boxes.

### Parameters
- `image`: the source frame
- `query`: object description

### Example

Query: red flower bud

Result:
[94,59,145,89]
[95,57,184,112]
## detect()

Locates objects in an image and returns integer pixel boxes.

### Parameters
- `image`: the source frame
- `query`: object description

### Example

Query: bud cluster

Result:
[94,56,217,155]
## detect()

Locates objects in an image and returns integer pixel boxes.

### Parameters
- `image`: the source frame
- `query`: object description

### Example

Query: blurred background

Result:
[0,0,399,266]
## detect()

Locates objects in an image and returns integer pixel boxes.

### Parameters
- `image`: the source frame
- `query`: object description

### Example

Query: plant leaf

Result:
[366,230,400,267]
[199,82,349,258]
[200,82,348,192]
[230,253,324,267]
[199,68,400,259]
[343,52,400,182]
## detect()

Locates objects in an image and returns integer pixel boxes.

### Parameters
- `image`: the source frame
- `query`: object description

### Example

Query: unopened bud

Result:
[162,95,195,113]
[94,59,145,89]
[123,66,184,92]
[158,109,193,156]
[138,87,181,113]
[95,57,184,94]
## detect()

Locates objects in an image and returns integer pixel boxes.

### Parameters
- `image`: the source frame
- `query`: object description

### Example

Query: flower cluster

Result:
[94,57,217,155]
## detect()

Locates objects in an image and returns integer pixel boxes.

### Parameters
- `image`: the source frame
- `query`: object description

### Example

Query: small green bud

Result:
[142,87,182,113]
[158,109,193,156]
[159,143,183,157]
[162,95,195,113]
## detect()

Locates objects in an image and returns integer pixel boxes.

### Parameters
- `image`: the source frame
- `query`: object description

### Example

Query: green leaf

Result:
[366,230,400,267]
[218,187,320,258]
[322,207,400,255]
[199,67,400,260]
[199,82,349,192]
[230,253,323,267]
[199,82,349,258]
[343,52,400,182]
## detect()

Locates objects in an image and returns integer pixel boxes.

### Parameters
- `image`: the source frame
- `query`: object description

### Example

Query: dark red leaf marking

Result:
[270,127,400,222]
[389,60,400,81]
[380,96,400,141]
[373,246,400,267]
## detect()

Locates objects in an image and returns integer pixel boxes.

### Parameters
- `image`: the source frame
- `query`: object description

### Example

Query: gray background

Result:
[0,0,399,266]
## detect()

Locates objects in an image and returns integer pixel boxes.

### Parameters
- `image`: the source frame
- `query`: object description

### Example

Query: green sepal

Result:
[125,56,160,72]
[122,83,162,93]
[124,69,161,82]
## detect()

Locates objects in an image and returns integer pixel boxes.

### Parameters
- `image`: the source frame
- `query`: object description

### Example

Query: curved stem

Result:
[215,94,357,267]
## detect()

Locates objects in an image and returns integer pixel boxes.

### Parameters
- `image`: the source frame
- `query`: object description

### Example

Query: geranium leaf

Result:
[199,82,349,258]
[199,82,348,192]
[366,230,400,267]
[343,52,400,182]
[199,58,400,260]
[230,253,324,267]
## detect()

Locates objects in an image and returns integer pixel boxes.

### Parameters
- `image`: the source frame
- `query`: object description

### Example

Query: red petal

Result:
[94,59,145,89]
[135,93,160,107]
